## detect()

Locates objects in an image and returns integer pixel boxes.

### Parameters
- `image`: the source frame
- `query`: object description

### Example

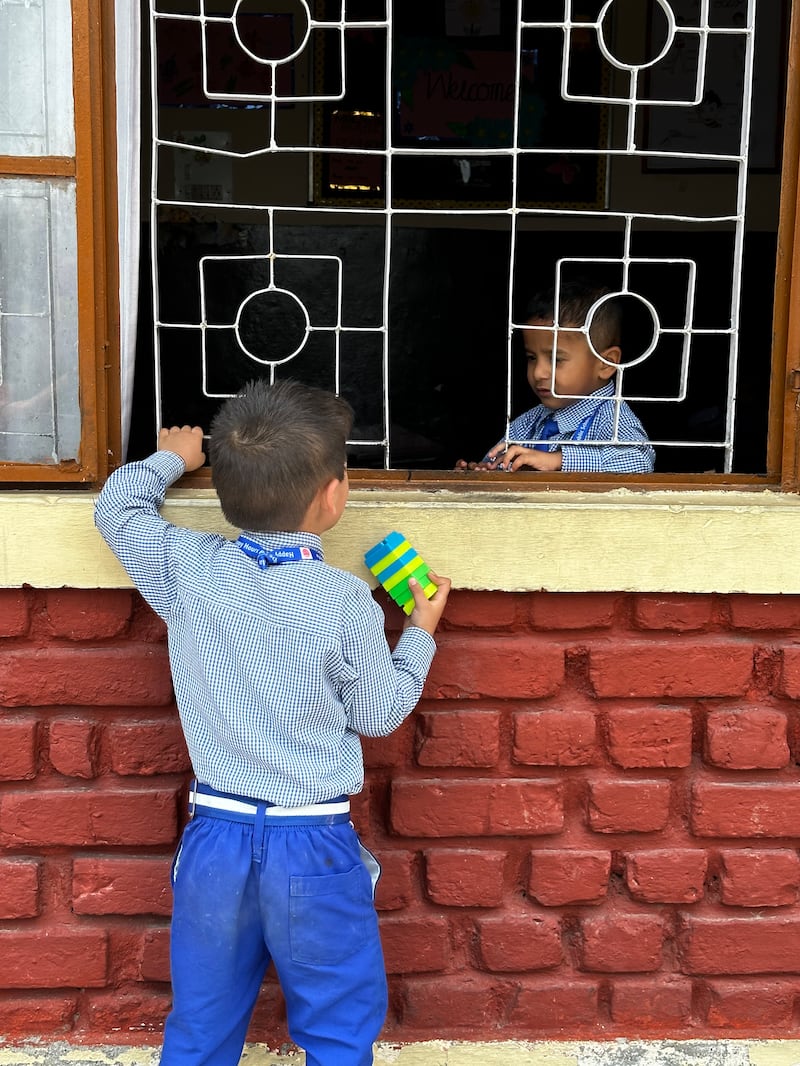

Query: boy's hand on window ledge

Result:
[158,425,207,473]
[454,458,496,471]
[487,444,563,472]
[455,447,563,472]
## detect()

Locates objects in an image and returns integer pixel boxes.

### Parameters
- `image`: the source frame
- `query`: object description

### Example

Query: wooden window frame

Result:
[774,0,800,492]
[1,1,799,493]
[0,0,119,484]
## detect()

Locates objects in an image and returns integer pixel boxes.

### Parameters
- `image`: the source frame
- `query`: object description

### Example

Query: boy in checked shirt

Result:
[95,379,450,1066]
[456,280,655,474]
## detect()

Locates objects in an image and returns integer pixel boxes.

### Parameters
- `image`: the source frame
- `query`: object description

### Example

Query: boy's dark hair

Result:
[526,279,622,351]
[209,378,353,531]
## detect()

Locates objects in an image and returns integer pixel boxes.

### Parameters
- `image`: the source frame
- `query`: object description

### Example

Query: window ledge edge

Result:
[0,487,795,593]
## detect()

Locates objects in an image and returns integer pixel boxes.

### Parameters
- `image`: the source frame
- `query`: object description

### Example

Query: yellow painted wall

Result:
[2,487,798,593]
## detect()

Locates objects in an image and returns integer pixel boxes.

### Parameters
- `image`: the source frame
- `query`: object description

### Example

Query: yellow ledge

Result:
[2,487,799,594]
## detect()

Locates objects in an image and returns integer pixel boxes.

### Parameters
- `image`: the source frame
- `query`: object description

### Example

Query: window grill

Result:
[148,0,777,475]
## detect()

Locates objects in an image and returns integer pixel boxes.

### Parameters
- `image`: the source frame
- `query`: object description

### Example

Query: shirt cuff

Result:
[394,624,437,668]
[143,449,188,484]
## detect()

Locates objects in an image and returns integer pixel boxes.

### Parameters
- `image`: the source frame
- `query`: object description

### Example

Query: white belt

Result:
[189,790,350,818]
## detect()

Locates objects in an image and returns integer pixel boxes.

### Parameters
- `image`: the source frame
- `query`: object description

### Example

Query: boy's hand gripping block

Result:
[364,532,437,615]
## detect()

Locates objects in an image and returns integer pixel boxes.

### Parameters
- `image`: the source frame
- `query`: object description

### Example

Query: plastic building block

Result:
[364,531,437,615]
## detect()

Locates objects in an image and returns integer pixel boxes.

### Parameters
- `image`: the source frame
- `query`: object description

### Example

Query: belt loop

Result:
[189,778,198,820]
[252,800,267,864]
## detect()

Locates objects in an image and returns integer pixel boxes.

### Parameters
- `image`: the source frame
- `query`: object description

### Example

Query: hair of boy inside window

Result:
[132,0,785,477]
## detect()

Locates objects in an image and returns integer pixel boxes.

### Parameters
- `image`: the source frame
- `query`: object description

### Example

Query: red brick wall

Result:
[2,587,800,1044]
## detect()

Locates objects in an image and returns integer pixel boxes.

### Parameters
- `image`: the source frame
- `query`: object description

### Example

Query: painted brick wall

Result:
[2,587,800,1045]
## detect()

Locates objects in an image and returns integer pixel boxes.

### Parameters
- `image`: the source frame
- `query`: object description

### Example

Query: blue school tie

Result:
[533,416,560,451]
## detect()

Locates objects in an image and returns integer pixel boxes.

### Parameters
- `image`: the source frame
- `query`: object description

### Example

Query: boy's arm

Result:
[339,576,450,738]
[94,427,206,617]
[560,403,655,473]
[559,441,656,473]
[559,407,655,473]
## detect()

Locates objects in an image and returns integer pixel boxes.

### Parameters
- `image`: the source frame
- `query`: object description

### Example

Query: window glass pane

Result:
[0,0,75,156]
[0,178,79,463]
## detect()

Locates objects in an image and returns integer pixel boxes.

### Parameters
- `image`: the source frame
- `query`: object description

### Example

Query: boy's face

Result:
[522,317,618,410]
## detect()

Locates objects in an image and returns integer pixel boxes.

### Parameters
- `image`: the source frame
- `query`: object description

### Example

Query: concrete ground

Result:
[1,1042,800,1066]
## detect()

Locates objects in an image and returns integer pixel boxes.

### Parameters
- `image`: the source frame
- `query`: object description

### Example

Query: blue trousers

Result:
[160,787,388,1066]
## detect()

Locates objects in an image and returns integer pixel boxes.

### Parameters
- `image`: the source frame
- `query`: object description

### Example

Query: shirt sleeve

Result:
[559,404,656,473]
[93,450,188,618]
[560,441,656,473]
[339,584,436,738]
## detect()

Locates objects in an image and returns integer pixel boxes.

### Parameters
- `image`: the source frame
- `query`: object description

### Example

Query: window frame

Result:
[774,0,800,492]
[172,1,800,496]
[0,0,118,483]
[1,0,798,492]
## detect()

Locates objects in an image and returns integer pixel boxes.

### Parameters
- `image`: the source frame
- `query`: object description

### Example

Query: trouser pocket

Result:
[289,863,375,965]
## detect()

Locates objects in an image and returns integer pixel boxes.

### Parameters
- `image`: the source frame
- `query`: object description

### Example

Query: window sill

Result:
[1,486,798,593]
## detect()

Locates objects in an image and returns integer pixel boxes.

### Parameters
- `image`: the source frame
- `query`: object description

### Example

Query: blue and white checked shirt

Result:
[489,383,655,473]
[95,451,436,806]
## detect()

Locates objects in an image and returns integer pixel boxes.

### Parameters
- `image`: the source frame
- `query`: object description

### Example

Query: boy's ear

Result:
[320,476,341,515]
[298,479,341,537]
[597,345,621,380]
[301,476,344,534]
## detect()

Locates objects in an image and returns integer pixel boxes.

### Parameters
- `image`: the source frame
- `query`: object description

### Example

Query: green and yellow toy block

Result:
[364,531,438,615]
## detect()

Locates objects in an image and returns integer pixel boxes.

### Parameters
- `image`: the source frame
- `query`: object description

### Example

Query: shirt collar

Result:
[546,381,615,432]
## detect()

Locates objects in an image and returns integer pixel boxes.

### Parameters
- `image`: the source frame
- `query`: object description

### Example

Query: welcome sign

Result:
[396,40,537,147]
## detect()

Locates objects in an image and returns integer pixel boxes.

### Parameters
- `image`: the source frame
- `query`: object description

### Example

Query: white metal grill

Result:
[148,0,764,473]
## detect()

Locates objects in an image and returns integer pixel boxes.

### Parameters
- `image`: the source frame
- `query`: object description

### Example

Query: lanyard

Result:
[571,405,602,442]
[237,535,323,570]
[542,404,602,445]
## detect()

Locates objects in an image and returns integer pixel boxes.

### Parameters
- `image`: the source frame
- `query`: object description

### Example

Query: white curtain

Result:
[115,0,141,460]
